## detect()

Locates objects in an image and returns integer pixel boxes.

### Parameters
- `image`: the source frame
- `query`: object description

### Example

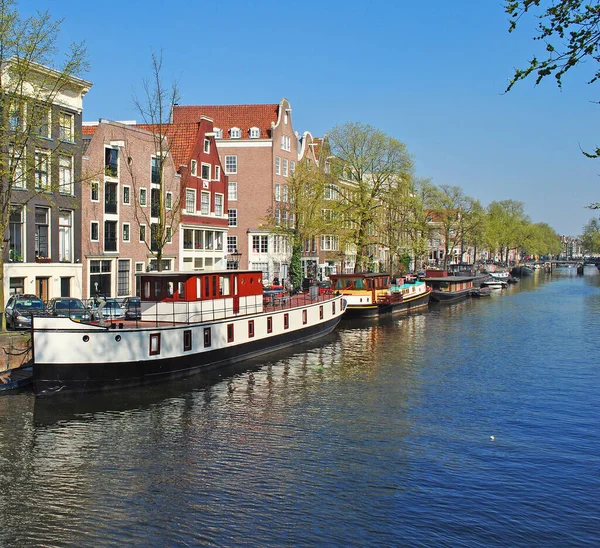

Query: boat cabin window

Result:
[167,281,174,297]
[144,281,151,299]
[178,281,185,299]
[334,277,366,290]
[203,327,211,348]
[204,277,210,298]
[154,281,161,299]
[220,275,231,296]
[227,323,234,343]
[149,333,161,356]
[267,316,273,333]
[183,329,192,351]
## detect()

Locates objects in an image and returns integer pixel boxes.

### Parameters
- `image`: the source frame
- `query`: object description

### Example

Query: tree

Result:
[505,0,600,161]
[0,0,87,330]
[581,218,600,254]
[424,185,481,269]
[484,200,529,262]
[267,159,334,290]
[521,222,562,256]
[327,122,413,272]
[130,51,182,271]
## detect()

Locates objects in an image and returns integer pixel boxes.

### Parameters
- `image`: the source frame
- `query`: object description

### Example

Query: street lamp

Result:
[230,250,242,270]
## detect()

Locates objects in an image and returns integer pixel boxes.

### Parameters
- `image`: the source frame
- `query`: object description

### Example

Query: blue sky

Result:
[22,0,600,235]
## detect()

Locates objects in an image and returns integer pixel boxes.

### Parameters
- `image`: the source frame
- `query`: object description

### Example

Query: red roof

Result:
[137,123,201,169]
[171,104,279,139]
[82,125,98,135]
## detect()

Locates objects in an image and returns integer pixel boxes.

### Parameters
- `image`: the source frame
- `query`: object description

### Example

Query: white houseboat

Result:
[32,270,346,396]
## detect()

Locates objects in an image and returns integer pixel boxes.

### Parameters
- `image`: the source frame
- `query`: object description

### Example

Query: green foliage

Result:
[289,244,302,291]
[424,184,482,268]
[0,0,87,329]
[505,0,600,157]
[582,218,600,254]
[328,122,414,272]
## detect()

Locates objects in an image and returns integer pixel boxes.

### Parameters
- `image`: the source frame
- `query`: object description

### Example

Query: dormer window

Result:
[249,127,260,139]
[214,128,222,139]
[230,127,241,139]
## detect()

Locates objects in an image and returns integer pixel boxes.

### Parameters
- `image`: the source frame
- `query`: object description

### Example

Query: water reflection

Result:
[1,271,599,547]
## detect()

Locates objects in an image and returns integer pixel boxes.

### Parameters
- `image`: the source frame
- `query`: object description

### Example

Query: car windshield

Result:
[15,299,44,309]
[55,299,84,310]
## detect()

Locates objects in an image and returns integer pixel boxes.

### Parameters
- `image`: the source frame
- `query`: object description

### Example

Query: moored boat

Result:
[31,270,346,396]
[510,265,534,277]
[328,272,431,318]
[481,277,508,289]
[423,270,474,303]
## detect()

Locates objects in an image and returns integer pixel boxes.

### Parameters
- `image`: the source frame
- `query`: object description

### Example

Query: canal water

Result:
[0,268,598,547]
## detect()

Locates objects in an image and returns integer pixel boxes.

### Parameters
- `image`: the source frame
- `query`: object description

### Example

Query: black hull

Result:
[34,316,341,396]
[430,289,471,303]
[342,291,431,319]
[510,266,534,277]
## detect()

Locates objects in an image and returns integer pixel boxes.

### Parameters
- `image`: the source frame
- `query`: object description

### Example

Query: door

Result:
[60,277,71,297]
[36,277,49,302]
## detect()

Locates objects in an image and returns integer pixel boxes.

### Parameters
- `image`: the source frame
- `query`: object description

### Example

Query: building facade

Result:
[81,120,181,299]
[2,62,91,302]
[171,99,300,284]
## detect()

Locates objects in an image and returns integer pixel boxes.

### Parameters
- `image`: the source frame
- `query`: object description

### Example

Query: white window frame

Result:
[139,224,146,243]
[122,222,130,242]
[228,181,237,201]
[190,159,197,176]
[59,111,74,142]
[123,185,131,205]
[214,165,221,181]
[166,226,172,243]
[204,138,210,153]
[185,188,196,214]
[275,184,281,202]
[200,191,210,215]
[201,163,211,180]
[34,149,50,190]
[9,146,26,189]
[58,210,73,262]
[228,208,237,227]
[225,155,237,174]
[166,191,172,209]
[90,221,99,242]
[249,127,260,138]
[139,187,147,206]
[281,135,291,151]
[91,181,99,203]
[214,128,222,139]
[290,160,295,174]
[230,127,241,139]
[59,155,74,195]
[283,158,288,177]
[214,193,224,217]
[275,156,281,175]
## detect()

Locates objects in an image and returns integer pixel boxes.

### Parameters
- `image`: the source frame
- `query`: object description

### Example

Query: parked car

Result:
[4,294,48,330]
[47,298,92,322]
[122,296,141,320]
[92,298,125,320]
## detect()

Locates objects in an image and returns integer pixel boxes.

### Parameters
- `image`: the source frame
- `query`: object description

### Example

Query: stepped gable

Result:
[171,104,279,139]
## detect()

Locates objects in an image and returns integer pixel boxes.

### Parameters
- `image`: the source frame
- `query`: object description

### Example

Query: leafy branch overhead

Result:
[506,0,600,91]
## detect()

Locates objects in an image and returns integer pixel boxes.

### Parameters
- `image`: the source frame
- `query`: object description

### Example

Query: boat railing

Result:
[94,291,339,328]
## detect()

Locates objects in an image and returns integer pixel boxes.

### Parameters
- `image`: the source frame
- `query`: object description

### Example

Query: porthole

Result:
[82,335,89,342]
[115,335,122,342]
